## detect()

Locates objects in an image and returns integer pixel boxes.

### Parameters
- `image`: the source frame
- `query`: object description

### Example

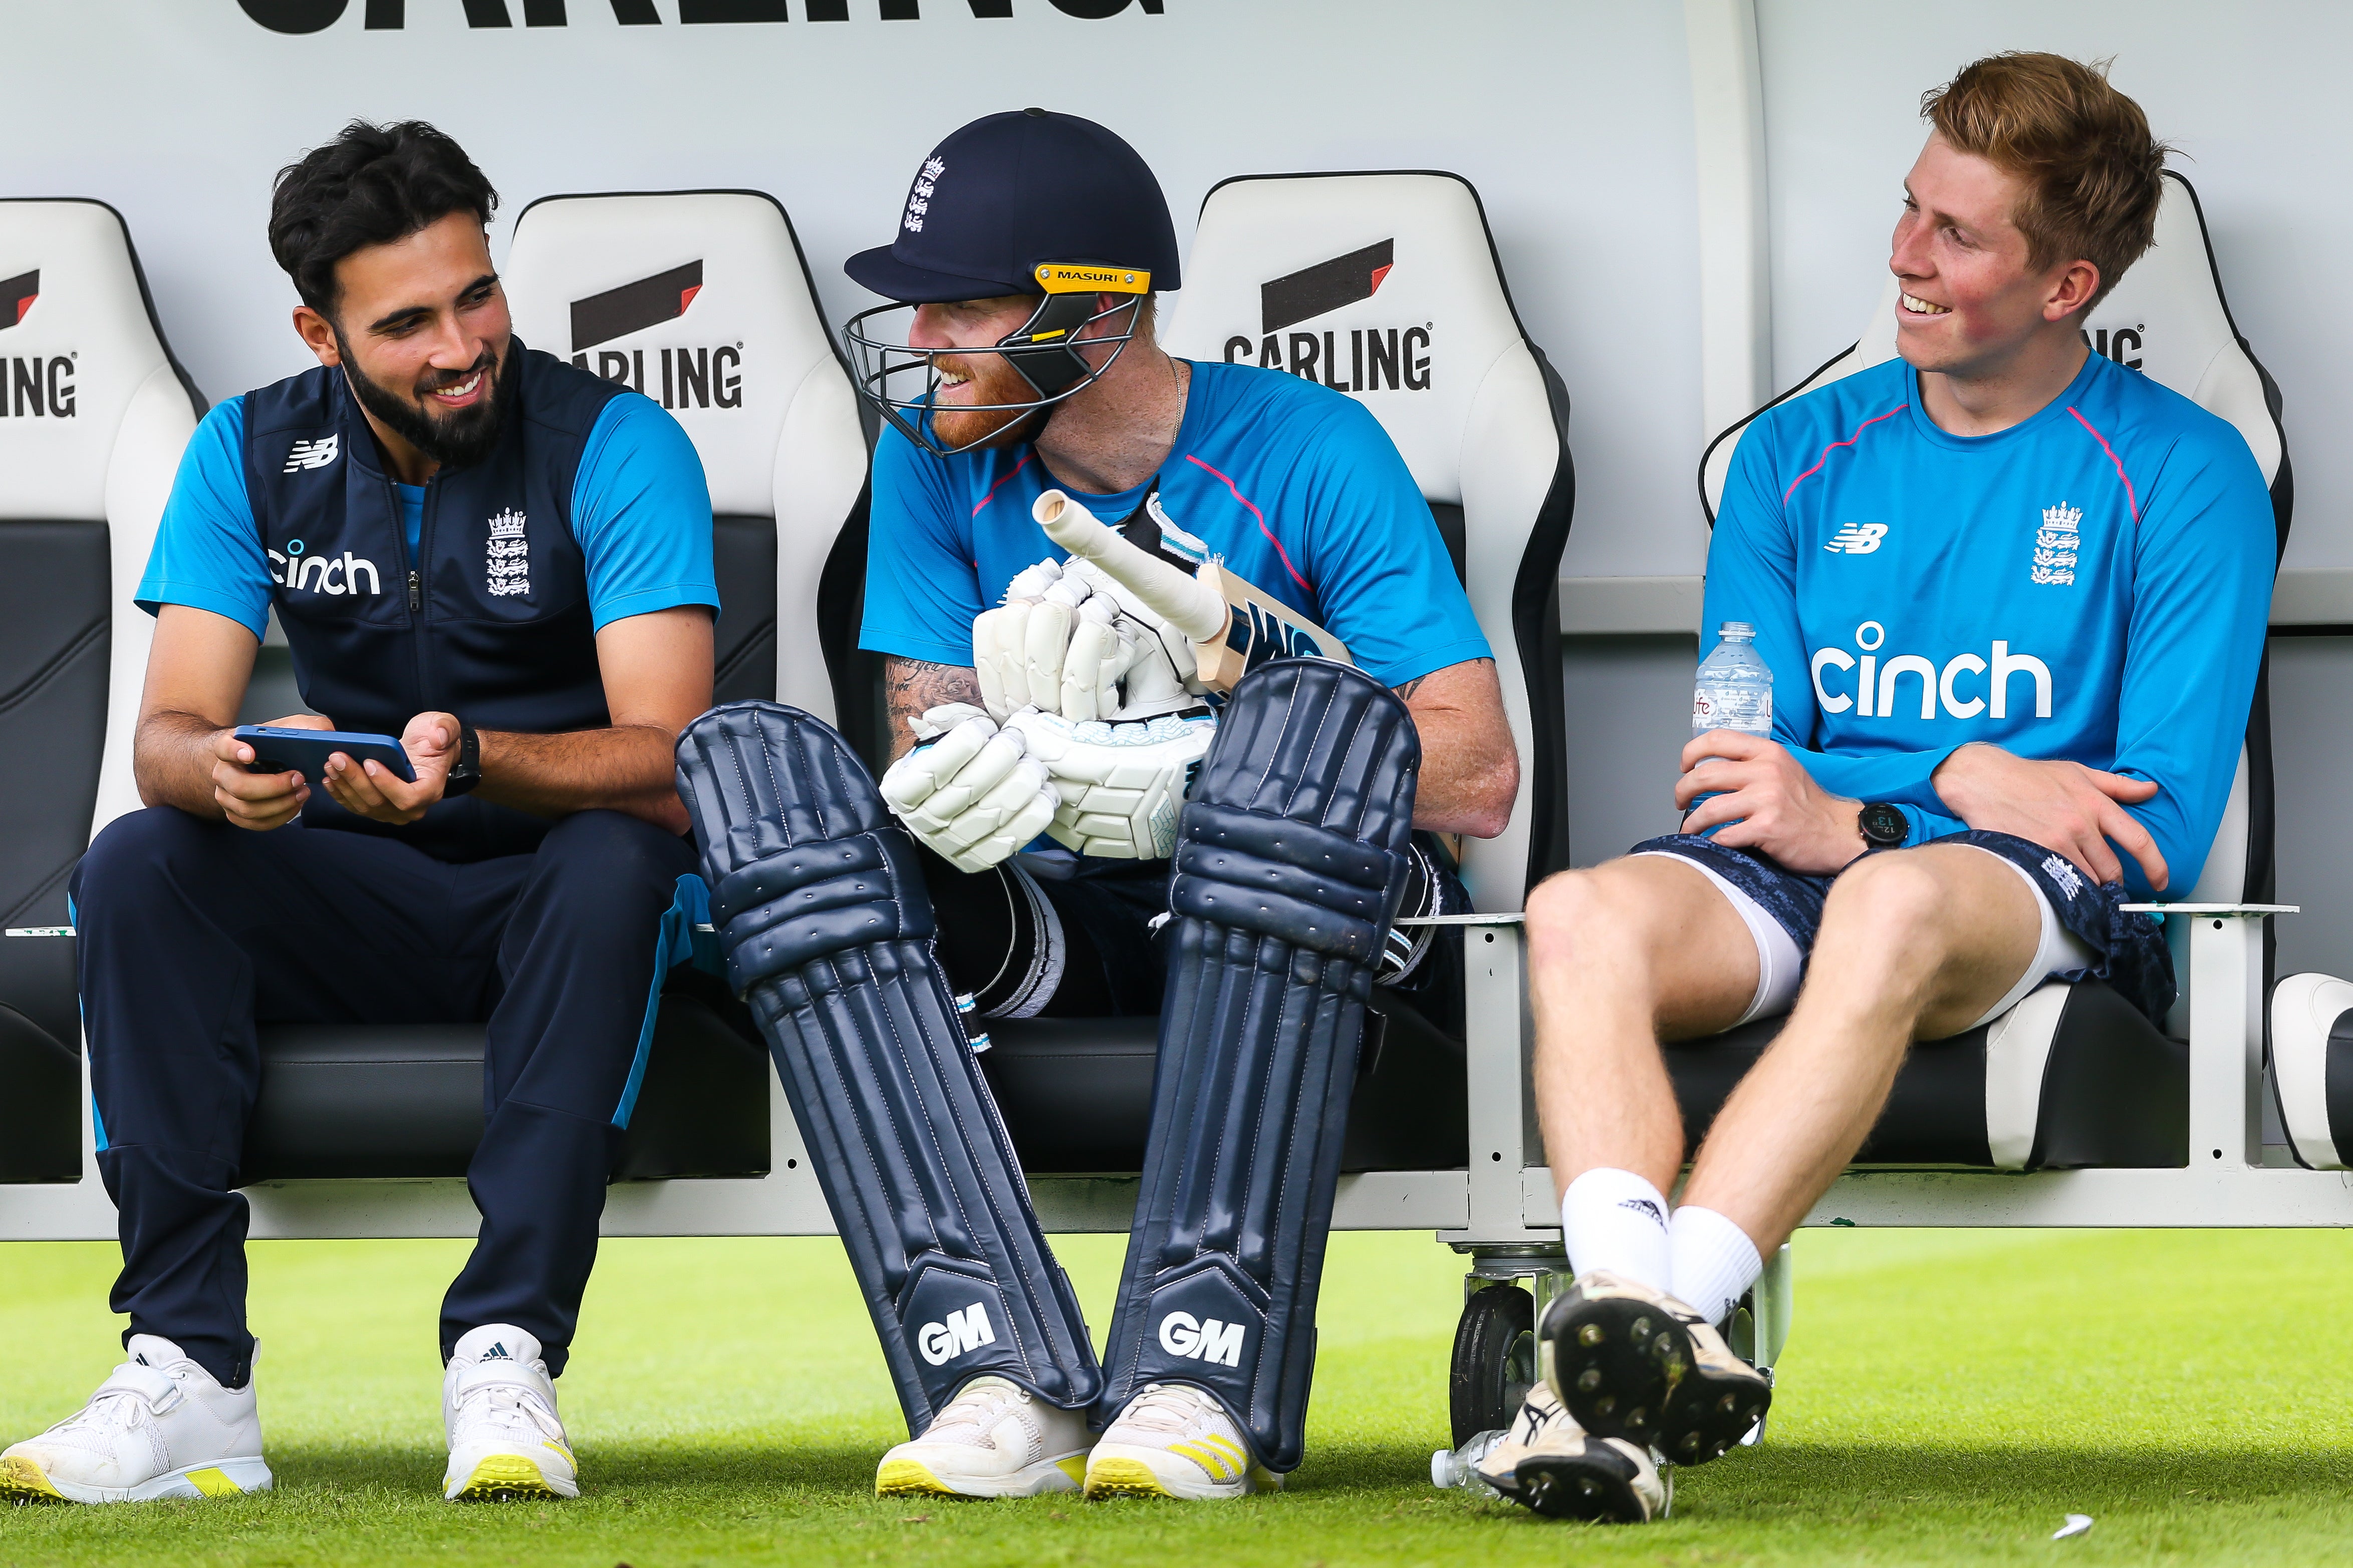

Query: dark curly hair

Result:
[268,120,498,320]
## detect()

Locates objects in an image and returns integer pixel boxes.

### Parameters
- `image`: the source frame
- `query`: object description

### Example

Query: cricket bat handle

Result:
[1032,490,1227,641]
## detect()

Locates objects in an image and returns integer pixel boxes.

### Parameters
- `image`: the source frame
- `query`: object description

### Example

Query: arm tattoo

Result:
[1392,675,1428,702]
[883,657,984,759]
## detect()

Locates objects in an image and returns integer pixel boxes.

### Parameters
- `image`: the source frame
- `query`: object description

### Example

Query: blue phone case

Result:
[234,725,417,785]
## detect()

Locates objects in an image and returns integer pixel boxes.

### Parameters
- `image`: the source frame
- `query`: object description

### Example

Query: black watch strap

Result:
[444,719,482,797]
[1857,801,1908,848]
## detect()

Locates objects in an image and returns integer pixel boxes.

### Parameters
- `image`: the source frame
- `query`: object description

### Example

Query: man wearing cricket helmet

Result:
[670,107,1515,1502]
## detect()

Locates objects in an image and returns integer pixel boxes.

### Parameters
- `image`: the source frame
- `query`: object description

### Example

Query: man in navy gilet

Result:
[0,123,718,1508]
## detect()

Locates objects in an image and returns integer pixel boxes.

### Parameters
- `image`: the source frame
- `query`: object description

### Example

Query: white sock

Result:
[1669,1205,1763,1327]
[1559,1168,1671,1290]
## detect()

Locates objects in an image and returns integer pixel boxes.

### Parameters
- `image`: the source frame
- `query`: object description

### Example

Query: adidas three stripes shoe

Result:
[1085,1382,1280,1500]
[875,1375,1092,1498]
[442,1326,577,1502]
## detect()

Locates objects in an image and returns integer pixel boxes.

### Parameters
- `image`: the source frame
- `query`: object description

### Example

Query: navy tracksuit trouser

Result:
[70,806,699,1389]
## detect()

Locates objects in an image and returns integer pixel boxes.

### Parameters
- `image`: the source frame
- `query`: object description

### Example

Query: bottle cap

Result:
[1719,621,1755,639]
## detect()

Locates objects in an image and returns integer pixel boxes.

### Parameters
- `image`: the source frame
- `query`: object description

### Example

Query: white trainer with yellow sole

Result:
[875,1375,1093,1498]
[0,1334,272,1504]
[441,1325,578,1502]
[1084,1381,1281,1501]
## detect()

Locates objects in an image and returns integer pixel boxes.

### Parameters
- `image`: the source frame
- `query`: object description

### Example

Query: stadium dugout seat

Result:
[1682,170,2290,1171]
[223,190,872,1183]
[0,200,203,1184]
[814,170,1577,1175]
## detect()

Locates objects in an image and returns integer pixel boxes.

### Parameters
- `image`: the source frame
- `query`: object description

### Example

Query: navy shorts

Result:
[1630,828,2175,1026]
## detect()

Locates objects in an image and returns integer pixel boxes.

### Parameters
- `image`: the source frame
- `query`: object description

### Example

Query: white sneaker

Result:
[0,1335,271,1504]
[442,1326,577,1502]
[1085,1382,1279,1501]
[1475,1381,1669,1523]
[874,1375,1092,1498]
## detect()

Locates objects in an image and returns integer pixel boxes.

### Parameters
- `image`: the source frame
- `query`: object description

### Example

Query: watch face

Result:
[1861,803,1906,845]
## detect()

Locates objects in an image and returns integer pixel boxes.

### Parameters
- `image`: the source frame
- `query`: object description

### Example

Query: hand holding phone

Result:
[235,724,416,786]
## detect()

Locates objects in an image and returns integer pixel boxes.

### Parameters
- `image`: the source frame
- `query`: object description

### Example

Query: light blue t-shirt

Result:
[139,390,719,636]
[859,359,1490,688]
[1706,349,2275,897]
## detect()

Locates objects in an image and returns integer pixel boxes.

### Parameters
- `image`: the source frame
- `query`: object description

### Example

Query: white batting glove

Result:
[878,704,1059,873]
[1004,707,1217,860]
[974,558,1202,724]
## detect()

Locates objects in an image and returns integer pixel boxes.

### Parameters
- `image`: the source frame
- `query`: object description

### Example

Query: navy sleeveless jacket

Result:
[240,345,624,860]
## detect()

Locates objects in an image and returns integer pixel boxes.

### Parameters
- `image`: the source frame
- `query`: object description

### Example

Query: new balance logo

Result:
[2032,503,2081,587]
[2040,853,2086,901]
[917,1302,996,1367]
[1825,522,1888,555]
[1158,1311,1246,1369]
[283,435,339,473]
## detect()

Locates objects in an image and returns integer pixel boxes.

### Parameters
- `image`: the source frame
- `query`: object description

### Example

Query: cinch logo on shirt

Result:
[916,1302,994,1366]
[1809,619,2053,720]
[2032,503,2081,587]
[1158,1311,1246,1368]
[1825,522,1888,555]
[270,537,382,597]
[283,435,339,472]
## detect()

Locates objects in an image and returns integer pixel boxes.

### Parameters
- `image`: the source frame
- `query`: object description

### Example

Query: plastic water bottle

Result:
[1692,621,1773,741]
[1430,1430,1506,1495]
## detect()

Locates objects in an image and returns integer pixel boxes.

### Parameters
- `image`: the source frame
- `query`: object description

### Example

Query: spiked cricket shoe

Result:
[442,1326,577,1501]
[0,1335,270,1504]
[874,1375,1091,1498]
[1084,1382,1280,1501]
[1476,1380,1669,1522]
[1539,1270,1769,1466]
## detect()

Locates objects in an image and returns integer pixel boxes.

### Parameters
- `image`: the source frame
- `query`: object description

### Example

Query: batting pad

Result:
[675,702,1103,1430]
[1097,660,1420,1471]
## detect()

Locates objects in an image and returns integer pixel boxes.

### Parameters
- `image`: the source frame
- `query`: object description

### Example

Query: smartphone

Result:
[234,725,417,785]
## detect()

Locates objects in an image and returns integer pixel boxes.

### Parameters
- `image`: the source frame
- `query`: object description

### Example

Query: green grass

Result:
[3,1225,2351,1565]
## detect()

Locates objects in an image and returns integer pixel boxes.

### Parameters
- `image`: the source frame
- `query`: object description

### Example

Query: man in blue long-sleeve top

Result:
[1475,55,2275,1524]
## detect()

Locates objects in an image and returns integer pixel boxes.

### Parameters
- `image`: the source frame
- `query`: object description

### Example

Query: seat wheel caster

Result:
[1448,1282,1535,1447]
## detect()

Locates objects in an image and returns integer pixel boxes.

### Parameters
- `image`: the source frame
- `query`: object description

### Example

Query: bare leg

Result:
[1680,844,2041,1249]
[1526,855,1762,1199]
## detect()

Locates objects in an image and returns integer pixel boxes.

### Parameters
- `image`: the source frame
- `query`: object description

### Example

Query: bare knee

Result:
[1526,862,1664,969]
[1817,853,1953,975]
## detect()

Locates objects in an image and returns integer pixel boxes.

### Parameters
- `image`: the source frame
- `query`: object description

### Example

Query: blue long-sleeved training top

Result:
[1702,349,2275,899]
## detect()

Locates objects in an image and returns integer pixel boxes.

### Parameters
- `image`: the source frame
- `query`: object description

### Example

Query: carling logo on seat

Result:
[0,267,77,421]
[1219,238,1431,394]
[283,434,340,473]
[568,258,742,413]
[1,270,35,330]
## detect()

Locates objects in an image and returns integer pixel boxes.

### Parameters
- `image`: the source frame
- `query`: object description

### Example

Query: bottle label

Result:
[1693,684,1772,734]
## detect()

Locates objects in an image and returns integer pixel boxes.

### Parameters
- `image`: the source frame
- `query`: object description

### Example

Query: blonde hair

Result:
[1923,53,2171,307]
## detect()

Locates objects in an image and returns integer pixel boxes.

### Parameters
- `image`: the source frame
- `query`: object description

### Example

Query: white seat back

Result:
[1698,172,2287,904]
[504,191,867,719]
[1164,172,1574,911]
[0,198,201,1052]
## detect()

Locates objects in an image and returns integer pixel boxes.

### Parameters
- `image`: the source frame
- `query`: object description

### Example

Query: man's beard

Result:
[341,338,520,472]
[925,348,1048,453]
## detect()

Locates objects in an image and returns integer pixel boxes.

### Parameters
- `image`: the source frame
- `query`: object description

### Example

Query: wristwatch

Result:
[444,719,482,797]
[1857,801,1908,850]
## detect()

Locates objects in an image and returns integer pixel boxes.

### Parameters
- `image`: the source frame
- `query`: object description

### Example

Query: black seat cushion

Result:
[980,989,1468,1176]
[237,972,771,1183]
[1663,979,2186,1169]
[0,1001,81,1182]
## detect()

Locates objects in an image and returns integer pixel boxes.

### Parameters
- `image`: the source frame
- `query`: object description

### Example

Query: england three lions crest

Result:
[486,508,530,598]
[2031,502,2080,587]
